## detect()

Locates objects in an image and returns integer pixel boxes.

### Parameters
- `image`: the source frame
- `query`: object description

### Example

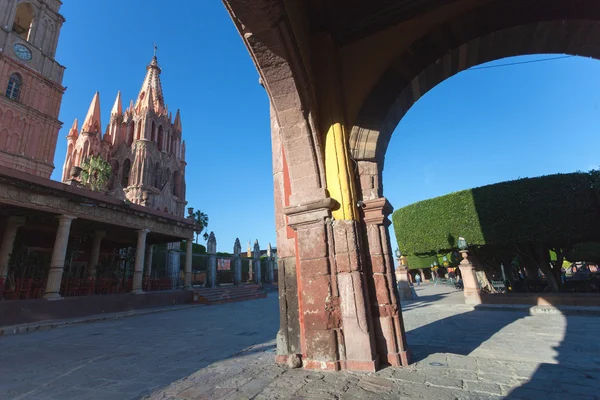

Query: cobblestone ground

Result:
[2,285,600,399]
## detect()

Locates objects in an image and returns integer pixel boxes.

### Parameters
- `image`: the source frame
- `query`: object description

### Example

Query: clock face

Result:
[13,43,32,61]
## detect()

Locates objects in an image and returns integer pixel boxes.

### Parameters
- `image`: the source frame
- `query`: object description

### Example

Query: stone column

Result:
[44,215,76,300]
[362,198,411,367]
[0,217,26,284]
[458,250,482,305]
[207,232,217,287]
[131,229,150,294]
[233,238,242,286]
[266,242,275,283]
[144,245,154,277]
[86,230,106,279]
[184,238,193,289]
[285,198,379,372]
[253,240,262,284]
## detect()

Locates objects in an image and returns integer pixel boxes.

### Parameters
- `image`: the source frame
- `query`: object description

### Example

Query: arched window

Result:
[121,159,131,188]
[127,122,134,146]
[82,141,89,159]
[13,3,34,41]
[108,159,119,189]
[5,73,23,101]
[136,120,143,141]
[157,126,163,151]
[151,121,156,142]
[173,171,181,197]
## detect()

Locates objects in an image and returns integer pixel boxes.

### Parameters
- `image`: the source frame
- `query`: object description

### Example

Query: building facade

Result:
[0,0,65,178]
[61,56,187,217]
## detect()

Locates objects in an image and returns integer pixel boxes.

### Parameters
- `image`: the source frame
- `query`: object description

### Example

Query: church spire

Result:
[82,92,102,134]
[173,109,182,132]
[135,53,165,111]
[142,86,155,112]
[111,91,123,116]
[68,118,79,139]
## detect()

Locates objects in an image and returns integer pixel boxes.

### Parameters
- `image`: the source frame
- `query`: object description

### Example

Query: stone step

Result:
[193,286,267,305]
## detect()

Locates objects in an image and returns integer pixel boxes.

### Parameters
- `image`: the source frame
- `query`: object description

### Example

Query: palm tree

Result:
[193,210,209,244]
[80,155,112,192]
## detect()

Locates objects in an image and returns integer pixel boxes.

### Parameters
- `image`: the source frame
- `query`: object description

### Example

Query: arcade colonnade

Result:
[222,0,600,372]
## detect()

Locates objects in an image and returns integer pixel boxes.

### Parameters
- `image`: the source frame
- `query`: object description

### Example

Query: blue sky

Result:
[53,1,600,253]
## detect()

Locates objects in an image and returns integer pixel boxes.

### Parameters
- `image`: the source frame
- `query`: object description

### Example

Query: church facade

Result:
[61,56,187,217]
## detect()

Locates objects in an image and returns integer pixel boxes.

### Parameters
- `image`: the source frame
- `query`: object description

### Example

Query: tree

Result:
[193,210,209,244]
[80,155,112,192]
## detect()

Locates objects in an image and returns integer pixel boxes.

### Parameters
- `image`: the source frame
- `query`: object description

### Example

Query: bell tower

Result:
[0,0,66,178]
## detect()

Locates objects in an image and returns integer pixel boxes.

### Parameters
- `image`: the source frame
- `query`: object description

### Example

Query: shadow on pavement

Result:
[404,294,600,399]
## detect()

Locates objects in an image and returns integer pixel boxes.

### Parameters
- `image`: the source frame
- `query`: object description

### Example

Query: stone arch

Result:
[82,140,89,160]
[121,158,131,188]
[0,129,8,150]
[13,2,34,41]
[350,18,600,167]
[136,120,143,141]
[108,159,119,189]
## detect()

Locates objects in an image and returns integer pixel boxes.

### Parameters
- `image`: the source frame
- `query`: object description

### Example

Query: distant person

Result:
[415,273,421,286]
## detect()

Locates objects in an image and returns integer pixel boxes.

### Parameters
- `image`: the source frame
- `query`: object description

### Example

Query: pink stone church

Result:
[0,0,197,324]
[61,56,187,217]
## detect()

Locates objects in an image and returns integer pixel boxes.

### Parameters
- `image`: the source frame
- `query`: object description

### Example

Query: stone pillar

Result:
[44,215,76,300]
[285,198,379,372]
[0,217,26,284]
[458,250,482,305]
[362,198,411,367]
[207,232,217,287]
[233,238,242,285]
[266,242,275,283]
[131,229,149,294]
[395,257,414,301]
[144,245,154,277]
[253,240,262,284]
[184,238,193,289]
[86,230,106,279]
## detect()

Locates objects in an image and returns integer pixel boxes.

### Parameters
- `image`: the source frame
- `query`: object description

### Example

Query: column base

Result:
[387,350,411,367]
[131,289,144,295]
[43,292,63,300]
[464,290,482,305]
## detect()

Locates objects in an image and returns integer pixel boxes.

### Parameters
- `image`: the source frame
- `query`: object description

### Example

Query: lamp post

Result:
[456,236,482,305]
[394,248,413,300]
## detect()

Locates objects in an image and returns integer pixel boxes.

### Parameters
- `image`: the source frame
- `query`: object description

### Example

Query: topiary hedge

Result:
[392,172,600,259]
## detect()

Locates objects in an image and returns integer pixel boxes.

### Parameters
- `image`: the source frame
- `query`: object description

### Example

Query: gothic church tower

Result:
[62,55,187,217]
[0,0,66,178]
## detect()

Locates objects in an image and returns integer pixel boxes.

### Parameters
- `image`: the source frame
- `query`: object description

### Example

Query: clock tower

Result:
[0,0,66,178]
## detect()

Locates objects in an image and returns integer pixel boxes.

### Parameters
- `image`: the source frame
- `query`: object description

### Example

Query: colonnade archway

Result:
[222,0,600,372]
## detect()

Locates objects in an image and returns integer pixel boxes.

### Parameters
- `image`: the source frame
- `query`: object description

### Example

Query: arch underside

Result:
[350,13,600,165]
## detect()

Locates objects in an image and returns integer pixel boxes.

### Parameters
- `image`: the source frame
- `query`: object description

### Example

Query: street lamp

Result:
[395,248,401,259]
[458,237,468,251]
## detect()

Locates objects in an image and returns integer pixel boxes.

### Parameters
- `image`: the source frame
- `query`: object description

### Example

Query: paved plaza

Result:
[1,284,600,399]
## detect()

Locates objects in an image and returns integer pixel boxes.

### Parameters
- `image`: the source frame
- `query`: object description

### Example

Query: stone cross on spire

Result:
[154,43,158,57]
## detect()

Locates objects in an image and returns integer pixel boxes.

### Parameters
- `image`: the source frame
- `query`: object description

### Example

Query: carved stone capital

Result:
[283,197,336,231]
[361,197,393,226]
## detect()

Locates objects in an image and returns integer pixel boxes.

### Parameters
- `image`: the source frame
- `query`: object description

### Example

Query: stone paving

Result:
[2,284,600,399]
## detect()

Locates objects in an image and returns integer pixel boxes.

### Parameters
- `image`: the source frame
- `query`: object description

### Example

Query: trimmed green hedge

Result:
[393,172,600,258]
